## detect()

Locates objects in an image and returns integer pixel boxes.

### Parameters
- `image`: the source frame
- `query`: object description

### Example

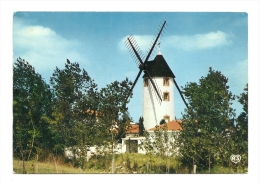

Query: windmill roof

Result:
[143,54,175,78]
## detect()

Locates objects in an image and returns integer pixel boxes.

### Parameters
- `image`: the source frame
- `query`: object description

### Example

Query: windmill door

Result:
[126,139,138,153]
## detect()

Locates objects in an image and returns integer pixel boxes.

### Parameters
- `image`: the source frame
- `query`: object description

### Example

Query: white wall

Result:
[121,137,146,154]
[142,77,175,130]
[121,130,180,156]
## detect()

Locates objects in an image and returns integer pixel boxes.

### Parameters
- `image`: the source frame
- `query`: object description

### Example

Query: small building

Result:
[121,123,146,154]
[121,120,182,154]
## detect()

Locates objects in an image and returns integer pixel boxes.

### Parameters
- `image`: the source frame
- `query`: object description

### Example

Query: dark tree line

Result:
[13,58,54,173]
[13,58,133,172]
[175,69,248,172]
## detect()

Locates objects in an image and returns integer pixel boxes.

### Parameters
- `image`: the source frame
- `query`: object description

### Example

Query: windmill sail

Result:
[124,21,167,105]
[173,79,189,109]
[144,21,166,63]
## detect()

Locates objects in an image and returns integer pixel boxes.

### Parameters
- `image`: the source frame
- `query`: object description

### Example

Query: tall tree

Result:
[98,78,133,145]
[138,117,145,136]
[176,69,236,172]
[13,57,53,173]
[232,84,248,169]
[49,59,99,155]
[116,112,132,143]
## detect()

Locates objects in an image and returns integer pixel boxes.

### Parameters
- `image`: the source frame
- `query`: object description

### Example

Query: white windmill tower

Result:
[142,43,175,129]
[124,21,189,130]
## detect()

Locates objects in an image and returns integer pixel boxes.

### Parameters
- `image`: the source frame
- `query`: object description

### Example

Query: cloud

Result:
[165,31,233,51]
[13,17,88,80]
[118,35,154,53]
[119,31,233,53]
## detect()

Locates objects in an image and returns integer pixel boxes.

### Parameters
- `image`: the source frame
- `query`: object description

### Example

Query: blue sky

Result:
[13,12,248,122]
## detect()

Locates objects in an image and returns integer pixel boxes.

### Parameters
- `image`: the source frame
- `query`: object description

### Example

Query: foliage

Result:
[139,122,178,173]
[13,57,134,171]
[116,113,132,143]
[49,59,99,163]
[176,69,236,172]
[138,117,145,136]
[13,58,54,173]
[98,78,133,145]
[230,84,248,169]
[159,119,166,125]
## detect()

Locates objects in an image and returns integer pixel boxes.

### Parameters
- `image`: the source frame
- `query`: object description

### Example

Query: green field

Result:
[13,153,182,174]
[13,153,246,174]
[13,159,91,174]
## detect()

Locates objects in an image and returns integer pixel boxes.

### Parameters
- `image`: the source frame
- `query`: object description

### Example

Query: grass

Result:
[13,154,181,174]
[13,159,91,174]
[199,165,248,174]
[86,153,181,174]
[13,153,247,174]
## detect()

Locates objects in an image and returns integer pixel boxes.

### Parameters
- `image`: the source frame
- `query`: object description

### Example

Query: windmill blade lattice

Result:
[123,21,167,106]
[124,35,162,103]
[144,21,166,63]
[123,20,190,111]
[125,36,145,68]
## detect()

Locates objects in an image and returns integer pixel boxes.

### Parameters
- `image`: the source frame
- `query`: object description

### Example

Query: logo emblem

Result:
[230,154,241,164]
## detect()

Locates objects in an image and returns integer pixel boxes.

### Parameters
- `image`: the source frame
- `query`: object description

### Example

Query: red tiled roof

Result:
[126,124,139,134]
[149,120,182,131]
[125,120,182,134]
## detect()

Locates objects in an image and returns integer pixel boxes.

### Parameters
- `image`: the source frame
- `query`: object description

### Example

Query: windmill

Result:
[124,21,189,129]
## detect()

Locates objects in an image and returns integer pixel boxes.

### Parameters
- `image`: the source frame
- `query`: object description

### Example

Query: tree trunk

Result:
[20,147,27,174]
[53,155,58,173]
[193,165,197,174]
[193,158,196,174]
[111,157,115,174]
[209,155,211,173]
[34,154,38,173]
[22,159,26,174]
[111,133,114,174]
[27,122,36,161]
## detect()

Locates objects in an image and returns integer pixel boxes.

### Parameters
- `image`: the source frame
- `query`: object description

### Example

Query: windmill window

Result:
[163,92,170,101]
[163,77,170,86]
[144,78,148,87]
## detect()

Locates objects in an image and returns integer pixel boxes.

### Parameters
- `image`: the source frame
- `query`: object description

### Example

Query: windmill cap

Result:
[143,54,175,78]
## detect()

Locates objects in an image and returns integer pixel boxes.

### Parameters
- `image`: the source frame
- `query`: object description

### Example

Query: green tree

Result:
[97,78,132,173]
[176,69,236,172]
[49,59,99,164]
[138,117,145,136]
[139,130,155,173]
[98,78,133,145]
[231,84,248,170]
[139,121,177,173]
[152,124,170,173]
[116,112,132,143]
[13,57,53,173]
